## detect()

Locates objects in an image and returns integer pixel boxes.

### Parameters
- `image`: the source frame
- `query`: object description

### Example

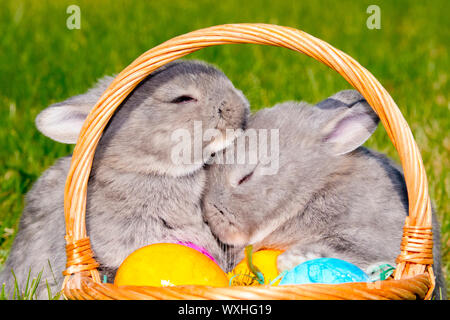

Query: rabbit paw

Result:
[277,250,322,272]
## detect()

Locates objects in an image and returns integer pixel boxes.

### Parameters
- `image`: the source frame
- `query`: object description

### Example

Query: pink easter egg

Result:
[176,241,218,264]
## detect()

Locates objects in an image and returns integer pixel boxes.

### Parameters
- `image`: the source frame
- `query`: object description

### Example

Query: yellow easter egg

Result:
[114,243,229,287]
[228,249,284,286]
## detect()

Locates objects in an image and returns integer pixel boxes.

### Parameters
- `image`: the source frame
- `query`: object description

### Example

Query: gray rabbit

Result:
[0,60,250,299]
[203,90,446,298]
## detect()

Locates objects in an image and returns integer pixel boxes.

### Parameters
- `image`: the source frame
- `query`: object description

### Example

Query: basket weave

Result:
[61,23,435,300]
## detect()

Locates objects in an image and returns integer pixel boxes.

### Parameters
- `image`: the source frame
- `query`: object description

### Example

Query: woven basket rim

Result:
[61,23,435,300]
[63,273,431,300]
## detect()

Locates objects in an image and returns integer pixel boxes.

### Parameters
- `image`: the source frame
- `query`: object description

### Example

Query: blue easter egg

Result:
[279,258,370,285]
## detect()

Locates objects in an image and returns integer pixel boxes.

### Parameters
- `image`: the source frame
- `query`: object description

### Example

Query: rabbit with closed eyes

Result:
[0,60,250,299]
[203,90,446,298]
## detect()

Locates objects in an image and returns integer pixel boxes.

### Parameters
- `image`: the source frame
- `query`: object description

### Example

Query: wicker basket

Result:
[61,23,435,300]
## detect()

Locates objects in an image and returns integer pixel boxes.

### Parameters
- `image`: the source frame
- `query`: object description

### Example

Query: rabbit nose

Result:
[218,100,230,118]
[218,107,233,118]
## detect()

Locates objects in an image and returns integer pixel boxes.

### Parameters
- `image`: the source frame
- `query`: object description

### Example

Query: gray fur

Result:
[0,60,250,299]
[203,90,446,298]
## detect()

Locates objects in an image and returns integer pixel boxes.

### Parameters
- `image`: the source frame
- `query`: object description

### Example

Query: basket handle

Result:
[62,23,434,296]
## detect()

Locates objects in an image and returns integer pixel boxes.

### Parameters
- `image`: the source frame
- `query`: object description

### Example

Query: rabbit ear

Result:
[35,103,91,144]
[316,90,366,110]
[35,76,114,144]
[320,91,379,155]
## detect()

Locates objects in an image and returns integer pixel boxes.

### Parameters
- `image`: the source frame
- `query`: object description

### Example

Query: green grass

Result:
[0,0,448,298]
[0,262,62,300]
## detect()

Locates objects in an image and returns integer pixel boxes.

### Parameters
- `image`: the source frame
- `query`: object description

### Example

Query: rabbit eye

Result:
[170,95,196,104]
[238,171,253,185]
